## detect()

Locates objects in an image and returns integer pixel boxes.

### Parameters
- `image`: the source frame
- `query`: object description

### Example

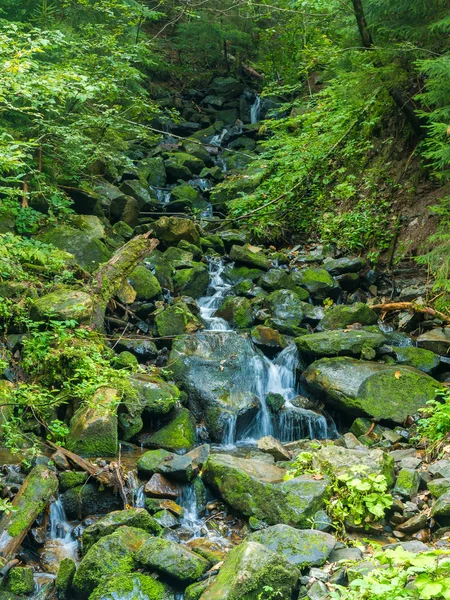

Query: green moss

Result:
[215,296,253,329]
[136,537,209,582]
[112,221,134,239]
[59,470,89,491]
[394,468,420,498]
[224,265,263,284]
[132,375,180,416]
[321,302,378,330]
[56,558,76,600]
[178,240,202,260]
[229,244,270,270]
[173,262,209,298]
[393,346,440,374]
[145,408,196,453]
[155,302,202,337]
[251,326,287,350]
[128,266,161,300]
[428,478,450,498]
[294,330,385,357]
[137,449,172,475]
[88,573,166,600]
[31,287,93,323]
[185,581,210,600]
[113,351,139,370]
[153,216,200,246]
[7,567,34,595]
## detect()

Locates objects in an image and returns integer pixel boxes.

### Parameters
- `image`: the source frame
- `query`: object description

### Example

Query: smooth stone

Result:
[144,473,181,498]
[257,436,291,461]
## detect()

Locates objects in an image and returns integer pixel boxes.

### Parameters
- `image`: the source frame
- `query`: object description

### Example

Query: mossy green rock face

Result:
[0,465,58,539]
[248,525,335,567]
[155,302,202,337]
[59,470,89,491]
[163,246,195,268]
[144,408,196,452]
[66,387,118,457]
[7,567,34,595]
[61,483,121,519]
[427,478,450,498]
[264,289,321,335]
[132,375,180,415]
[223,265,263,284]
[202,454,329,527]
[72,526,150,599]
[164,157,192,181]
[113,350,139,370]
[321,302,378,329]
[394,468,420,498]
[170,184,205,211]
[303,357,439,424]
[431,490,450,520]
[137,156,167,187]
[173,262,209,298]
[136,537,209,583]
[88,573,166,600]
[295,330,385,358]
[165,152,205,175]
[229,244,270,270]
[31,288,93,323]
[215,296,253,329]
[82,508,161,551]
[169,332,261,441]
[290,268,340,301]
[56,558,76,600]
[38,226,111,272]
[137,449,172,475]
[153,216,200,246]
[392,346,440,374]
[251,325,287,352]
[260,268,292,292]
[128,266,162,300]
[218,230,249,251]
[324,257,366,275]
[185,581,210,600]
[313,445,395,487]
[199,541,300,600]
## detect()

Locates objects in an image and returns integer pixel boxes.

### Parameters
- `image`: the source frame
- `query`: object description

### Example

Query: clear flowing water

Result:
[152,187,172,204]
[209,128,228,147]
[42,498,78,570]
[198,258,233,331]
[250,95,262,124]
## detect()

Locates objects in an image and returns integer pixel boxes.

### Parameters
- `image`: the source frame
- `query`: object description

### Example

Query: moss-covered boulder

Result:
[132,375,180,415]
[199,541,299,600]
[260,269,292,292]
[88,573,166,600]
[128,266,161,300]
[324,257,366,275]
[394,468,420,498]
[143,408,196,452]
[6,567,34,595]
[56,558,76,600]
[290,268,340,301]
[136,537,209,583]
[229,244,270,270]
[66,387,118,457]
[31,288,93,323]
[250,325,287,354]
[169,332,262,441]
[202,454,329,527]
[264,289,321,335]
[155,302,203,337]
[218,230,249,251]
[313,445,395,487]
[164,157,192,181]
[223,265,263,284]
[163,246,195,268]
[60,483,121,519]
[215,296,253,329]
[392,346,440,374]
[428,478,450,498]
[169,183,206,212]
[38,226,111,272]
[72,526,150,599]
[295,330,385,359]
[59,470,89,491]
[320,302,378,330]
[137,156,166,187]
[137,448,172,475]
[153,217,200,246]
[173,262,209,298]
[119,180,154,209]
[417,328,450,356]
[82,508,161,551]
[165,152,205,175]
[248,525,335,567]
[303,357,439,424]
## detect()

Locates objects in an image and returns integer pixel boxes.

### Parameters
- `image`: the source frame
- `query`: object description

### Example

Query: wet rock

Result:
[427,478,450,498]
[229,244,271,270]
[314,510,333,532]
[215,296,253,329]
[314,445,395,486]
[264,289,320,335]
[59,470,88,491]
[303,358,438,424]
[61,483,121,519]
[249,525,335,567]
[173,262,209,298]
[153,216,200,246]
[397,513,427,533]
[199,541,300,600]
[394,468,420,498]
[218,230,249,251]
[320,302,378,330]
[128,265,161,300]
[132,375,180,416]
[158,453,198,482]
[88,573,166,600]
[417,328,450,356]
[257,436,291,461]
[324,257,366,275]
[145,473,181,498]
[56,557,76,600]
[141,408,196,453]
[155,301,203,337]
[329,547,363,562]
[51,450,70,470]
[72,526,151,598]
[31,288,93,323]
[81,508,161,551]
[136,537,209,582]
[153,508,179,527]
[203,454,329,527]
[391,346,440,374]
[38,226,110,272]
[119,180,154,209]
[295,330,384,359]
[251,325,287,354]
[290,267,340,301]
[137,155,166,187]
[66,387,118,457]
[137,449,172,475]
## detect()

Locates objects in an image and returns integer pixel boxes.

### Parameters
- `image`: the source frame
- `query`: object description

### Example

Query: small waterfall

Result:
[222,413,238,447]
[152,187,172,204]
[198,258,233,331]
[46,498,78,565]
[277,405,329,442]
[127,470,145,508]
[179,485,202,539]
[250,95,262,124]
[210,128,228,147]
[189,178,211,192]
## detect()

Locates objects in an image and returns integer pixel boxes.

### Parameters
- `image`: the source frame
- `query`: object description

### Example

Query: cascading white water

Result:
[198,258,233,331]
[47,498,78,563]
[179,485,200,531]
[209,128,228,147]
[152,187,172,204]
[127,470,146,508]
[250,95,262,124]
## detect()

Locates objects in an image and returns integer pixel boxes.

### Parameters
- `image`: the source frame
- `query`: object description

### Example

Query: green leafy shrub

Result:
[416,388,450,449]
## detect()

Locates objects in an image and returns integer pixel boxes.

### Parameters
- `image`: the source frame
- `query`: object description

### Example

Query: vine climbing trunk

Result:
[351,0,424,137]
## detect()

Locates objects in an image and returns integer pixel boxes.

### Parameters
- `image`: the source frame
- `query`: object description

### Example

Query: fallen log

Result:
[0,465,58,565]
[371,301,450,325]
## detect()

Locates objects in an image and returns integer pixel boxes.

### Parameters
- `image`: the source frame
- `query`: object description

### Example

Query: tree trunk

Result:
[351,0,424,137]
[0,465,58,565]
[90,233,158,331]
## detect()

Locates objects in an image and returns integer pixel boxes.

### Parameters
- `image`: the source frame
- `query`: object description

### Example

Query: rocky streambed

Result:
[1,75,450,599]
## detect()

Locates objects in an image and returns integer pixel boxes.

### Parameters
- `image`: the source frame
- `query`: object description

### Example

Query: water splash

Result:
[179,485,202,539]
[44,498,78,567]
[198,258,233,331]
[210,128,228,147]
[127,470,146,508]
[250,95,262,124]
[277,405,328,442]
[222,413,238,447]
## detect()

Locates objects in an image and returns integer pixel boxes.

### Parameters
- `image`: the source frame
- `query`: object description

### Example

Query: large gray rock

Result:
[202,454,329,527]
[324,257,366,275]
[303,357,438,424]
[169,332,263,441]
[249,525,335,567]
[199,541,299,600]
[264,289,322,335]
[417,328,450,356]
